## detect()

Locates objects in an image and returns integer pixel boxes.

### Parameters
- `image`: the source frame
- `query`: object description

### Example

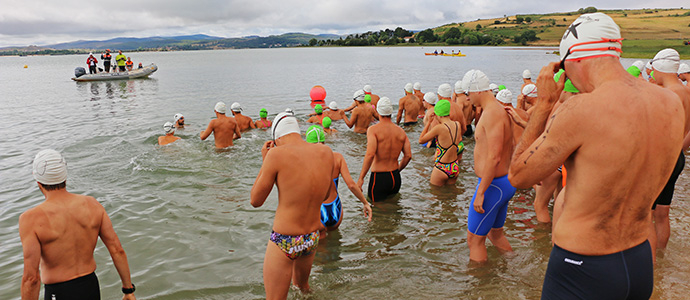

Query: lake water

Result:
[1,47,689,300]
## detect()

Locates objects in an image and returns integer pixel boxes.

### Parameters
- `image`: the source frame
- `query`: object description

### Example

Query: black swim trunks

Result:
[463,124,474,137]
[402,121,418,126]
[541,241,653,300]
[653,151,685,209]
[44,272,100,300]
[367,170,401,202]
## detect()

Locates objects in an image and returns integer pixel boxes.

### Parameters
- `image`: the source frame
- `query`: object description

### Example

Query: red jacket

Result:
[87,56,98,66]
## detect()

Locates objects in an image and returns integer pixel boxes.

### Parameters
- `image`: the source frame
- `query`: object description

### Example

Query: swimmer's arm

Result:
[399,136,412,171]
[683,130,690,150]
[19,212,41,300]
[396,102,404,124]
[419,122,437,144]
[344,101,357,112]
[339,158,372,221]
[249,120,256,129]
[98,203,135,293]
[233,124,241,140]
[251,153,277,207]
[343,111,356,128]
[372,109,380,121]
[358,130,377,186]
[200,120,214,140]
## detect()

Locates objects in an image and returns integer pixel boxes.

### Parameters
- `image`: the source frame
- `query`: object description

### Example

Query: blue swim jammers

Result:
[467,175,516,236]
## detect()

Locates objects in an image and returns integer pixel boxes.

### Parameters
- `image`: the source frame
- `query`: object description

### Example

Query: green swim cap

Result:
[498,85,506,91]
[322,117,332,128]
[259,108,268,118]
[314,104,323,114]
[364,94,372,103]
[554,69,579,94]
[434,99,451,117]
[650,71,655,80]
[306,125,325,143]
[626,65,641,78]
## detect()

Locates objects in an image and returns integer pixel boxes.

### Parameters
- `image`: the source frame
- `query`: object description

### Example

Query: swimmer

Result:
[200,102,241,148]
[251,112,334,299]
[518,83,537,112]
[322,117,336,133]
[342,90,377,134]
[489,83,499,96]
[357,97,412,201]
[649,49,689,252]
[679,63,690,83]
[323,102,343,121]
[158,122,181,146]
[509,13,684,299]
[626,60,645,78]
[421,92,440,147]
[231,102,256,131]
[397,83,422,125]
[173,113,185,128]
[307,104,326,124]
[419,99,464,186]
[413,82,426,115]
[255,108,272,129]
[305,125,372,232]
[462,70,516,263]
[438,83,467,130]
[454,80,476,137]
[363,84,381,106]
[520,69,535,92]
[20,150,136,300]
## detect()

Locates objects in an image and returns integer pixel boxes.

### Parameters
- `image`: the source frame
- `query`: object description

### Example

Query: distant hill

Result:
[45,34,224,50]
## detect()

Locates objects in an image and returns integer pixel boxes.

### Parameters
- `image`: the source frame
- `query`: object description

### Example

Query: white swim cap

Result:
[489,83,499,94]
[645,61,652,71]
[559,13,622,63]
[404,83,413,93]
[413,82,422,90]
[496,89,513,104]
[329,101,338,110]
[522,69,531,79]
[424,92,438,105]
[163,122,175,134]
[632,60,645,72]
[174,113,184,122]
[454,80,464,94]
[214,102,226,114]
[353,89,365,101]
[522,84,538,98]
[231,102,242,112]
[679,63,690,74]
[377,97,394,116]
[651,48,680,74]
[284,108,294,115]
[271,112,300,140]
[363,85,372,93]
[437,83,452,98]
[462,70,491,93]
[32,149,67,185]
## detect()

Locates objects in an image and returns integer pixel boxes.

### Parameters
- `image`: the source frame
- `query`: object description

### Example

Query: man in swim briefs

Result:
[648,48,690,253]
[508,13,684,299]
[200,102,242,148]
[255,108,272,129]
[461,70,516,263]
[397,83,422,125]
[342,90,377,134]
[250,112,334,299]
[357,97,412,202]
[230,102,256,132]
[20,150,136,300]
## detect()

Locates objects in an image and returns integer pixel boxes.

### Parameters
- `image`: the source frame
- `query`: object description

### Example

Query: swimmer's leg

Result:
[263,241,293,300]
[647,216,657,264]
[487,227,513,254]
[653,205,670,249]
[291,249,316,293]
[429,168,448,186]
[467,231,488,262]
[533,171,560,223]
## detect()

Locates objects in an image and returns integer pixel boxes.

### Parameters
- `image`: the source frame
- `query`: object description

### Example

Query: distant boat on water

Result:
[72,64,158,82]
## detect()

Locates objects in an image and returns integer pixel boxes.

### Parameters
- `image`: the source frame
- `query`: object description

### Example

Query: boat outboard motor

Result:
[74,67,86,78]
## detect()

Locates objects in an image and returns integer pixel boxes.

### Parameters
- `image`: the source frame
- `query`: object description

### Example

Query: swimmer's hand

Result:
[363,202,373,222]
[261,141,274,160]
[122,293,136,300]
[536,62,565,108]
[356,178,364,190]
[504,107,527,128]
[473,194,485,214]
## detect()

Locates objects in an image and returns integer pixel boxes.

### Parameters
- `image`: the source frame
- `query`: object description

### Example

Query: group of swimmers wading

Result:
[19,12,690,300]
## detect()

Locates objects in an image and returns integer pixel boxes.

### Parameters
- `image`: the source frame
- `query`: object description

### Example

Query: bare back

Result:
[398,94,421,123]
[235,114,255,131]
[352,106,375,134]
[266,142,334,235]
[474,101,514,178]
[20,193,103,284]
[204,115,239,148]
[368,121,409,172]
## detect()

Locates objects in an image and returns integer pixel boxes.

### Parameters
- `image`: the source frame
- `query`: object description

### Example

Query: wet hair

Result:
[40,181,66,191]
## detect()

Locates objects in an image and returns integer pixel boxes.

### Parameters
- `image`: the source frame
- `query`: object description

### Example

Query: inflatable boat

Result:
[72,64,158,82]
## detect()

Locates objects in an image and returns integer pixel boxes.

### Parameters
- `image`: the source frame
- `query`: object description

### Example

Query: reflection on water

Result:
[0,49,689,300]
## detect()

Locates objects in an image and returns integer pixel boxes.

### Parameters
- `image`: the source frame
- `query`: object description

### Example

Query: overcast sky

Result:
[0,0,682,47]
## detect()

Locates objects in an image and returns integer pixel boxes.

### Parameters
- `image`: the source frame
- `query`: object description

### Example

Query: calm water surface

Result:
[1,47,689,299]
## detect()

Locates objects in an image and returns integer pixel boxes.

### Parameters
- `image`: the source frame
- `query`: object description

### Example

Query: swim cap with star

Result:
[559,13,622,62]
